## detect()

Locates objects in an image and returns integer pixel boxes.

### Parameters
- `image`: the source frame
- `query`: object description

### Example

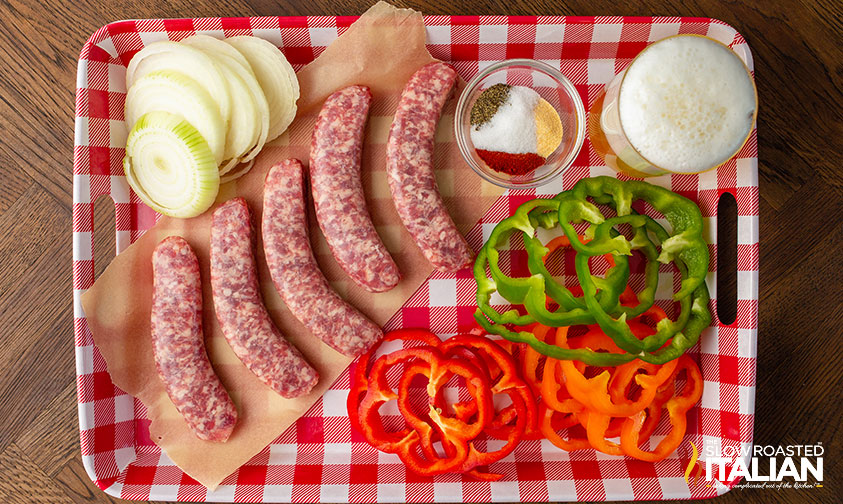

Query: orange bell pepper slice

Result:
[558,322,679,417]
[620,355,704,462]
[538,403,591,451]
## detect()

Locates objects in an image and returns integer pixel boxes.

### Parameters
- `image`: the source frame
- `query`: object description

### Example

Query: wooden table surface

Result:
[0,0,839,503]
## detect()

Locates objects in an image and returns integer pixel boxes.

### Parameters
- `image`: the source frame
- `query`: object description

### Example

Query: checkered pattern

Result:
[73,15,758,502]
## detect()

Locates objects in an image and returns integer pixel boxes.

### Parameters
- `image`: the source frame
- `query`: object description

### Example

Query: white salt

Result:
[470,85,540,154]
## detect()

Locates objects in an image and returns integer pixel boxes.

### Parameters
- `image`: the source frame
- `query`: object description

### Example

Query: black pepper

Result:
[470,83,511,128]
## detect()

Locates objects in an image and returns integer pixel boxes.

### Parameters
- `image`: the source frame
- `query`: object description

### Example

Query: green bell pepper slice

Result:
[473,176,712,365]
[563,176,709,301]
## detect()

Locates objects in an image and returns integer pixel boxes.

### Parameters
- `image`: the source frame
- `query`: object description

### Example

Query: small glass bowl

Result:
[455,59,586,189]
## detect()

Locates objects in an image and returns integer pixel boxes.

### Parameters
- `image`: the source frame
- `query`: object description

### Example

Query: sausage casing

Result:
[210,198,319,398]
[151,235,237,442]
[263,159,383,357]
[311,85,401,292]
[386,61,473,274]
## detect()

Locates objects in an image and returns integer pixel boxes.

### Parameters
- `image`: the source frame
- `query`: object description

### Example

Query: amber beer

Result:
[589,35,758,177]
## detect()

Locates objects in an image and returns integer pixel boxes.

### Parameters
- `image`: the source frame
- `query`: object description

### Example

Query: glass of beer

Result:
[588,34,758,177]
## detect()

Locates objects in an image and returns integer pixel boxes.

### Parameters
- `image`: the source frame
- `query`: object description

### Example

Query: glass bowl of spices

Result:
[455,59,586,189]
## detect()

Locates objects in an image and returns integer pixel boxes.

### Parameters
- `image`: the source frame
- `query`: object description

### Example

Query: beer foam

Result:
[618,36,756,173]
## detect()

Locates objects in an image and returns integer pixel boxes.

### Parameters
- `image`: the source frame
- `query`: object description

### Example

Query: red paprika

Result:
[476,149,545,176]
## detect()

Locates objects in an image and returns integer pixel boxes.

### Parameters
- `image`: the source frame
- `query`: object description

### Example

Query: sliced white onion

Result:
[182,36,270,165]
[126,41,231,131]
[219,159,255,184]
[124,111,220,218]
[125,70,225,165]
[225,36,299,141]
[218,157,242,176]
[182,34,252,73]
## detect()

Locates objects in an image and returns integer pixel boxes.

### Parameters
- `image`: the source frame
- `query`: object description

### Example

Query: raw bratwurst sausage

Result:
[263,159,383,357]
[210,198,319,398]
[151,236,237,442]
[386,61,473,274]
[311,85,401,292]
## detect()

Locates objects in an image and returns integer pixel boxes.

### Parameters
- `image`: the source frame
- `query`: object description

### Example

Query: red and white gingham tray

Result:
[72,15,759,502]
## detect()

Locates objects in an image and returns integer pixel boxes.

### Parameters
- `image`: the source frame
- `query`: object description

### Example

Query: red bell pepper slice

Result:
[396,359,493,475]
[348,328,442,436]
[439,334,537,472]
[398,360,491,451]
[358,344,496,476]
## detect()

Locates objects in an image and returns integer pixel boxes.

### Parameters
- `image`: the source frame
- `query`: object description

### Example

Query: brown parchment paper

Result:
[80,1,504,490]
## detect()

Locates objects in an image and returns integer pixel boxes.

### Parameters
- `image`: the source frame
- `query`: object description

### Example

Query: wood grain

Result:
[0,0,839,503]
